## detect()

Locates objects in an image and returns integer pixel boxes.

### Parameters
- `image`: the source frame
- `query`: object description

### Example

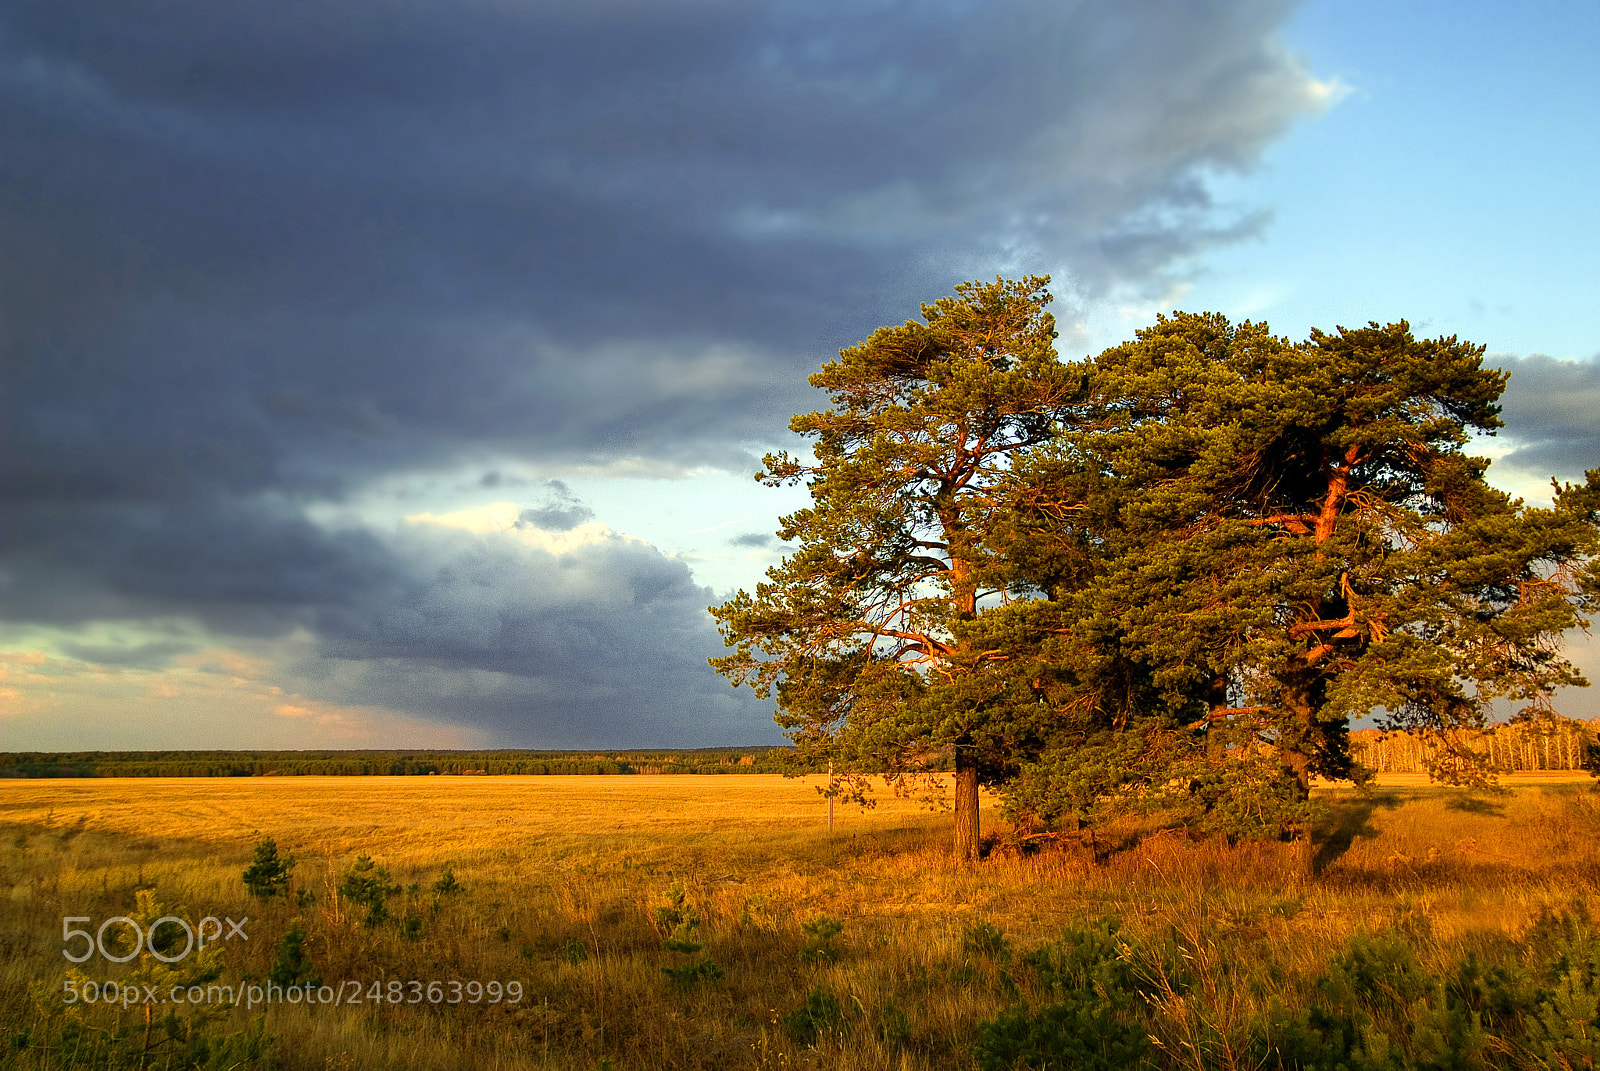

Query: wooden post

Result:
[827,760,834,833]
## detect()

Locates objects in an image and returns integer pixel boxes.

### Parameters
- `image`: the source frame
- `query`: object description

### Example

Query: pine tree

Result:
[338,855,399,927]
[718,288,1600,848]
[1039,313,1600,825]
[242,837,294,899]
[710,276,1083,860]
[268,919,320,989]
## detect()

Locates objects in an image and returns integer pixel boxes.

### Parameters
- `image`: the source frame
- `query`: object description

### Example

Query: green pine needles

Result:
[656,882,723,989]
[712,278,1600,853]
[241,837,294,899]
[798,914,844,964]
[268,919,320,990]
[339,855,400,928]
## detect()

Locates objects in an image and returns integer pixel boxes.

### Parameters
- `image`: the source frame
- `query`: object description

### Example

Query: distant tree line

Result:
[0,748,794,778]
[1351,716,1600,775]
[7,724,1596,779]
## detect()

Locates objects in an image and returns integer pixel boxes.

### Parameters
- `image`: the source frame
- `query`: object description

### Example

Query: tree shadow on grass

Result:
[1310,791,1404,875]
[1443,793,1508,816]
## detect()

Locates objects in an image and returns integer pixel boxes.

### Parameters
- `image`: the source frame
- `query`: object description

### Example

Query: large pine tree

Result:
[1013,312,1600,835]
[709,277,1082,861]
[717,283,1600,853]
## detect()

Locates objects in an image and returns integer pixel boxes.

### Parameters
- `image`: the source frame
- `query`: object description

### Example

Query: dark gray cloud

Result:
[1491,354,1600,476]
[517,505,595,533]
[0,0,1329,486]
[729,533,774,549]
[477,471,531,490]
[0,496,401,633]
[0,0,1333,744]
[56,640,201,670]
[303,524,769,746]
[516,480,596,533]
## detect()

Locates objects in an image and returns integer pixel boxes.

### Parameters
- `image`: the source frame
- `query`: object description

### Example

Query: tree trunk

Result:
[1280,688,1315,800]
[954,750,980,862]
[1206,676,1229,761]
[946,537,982,863]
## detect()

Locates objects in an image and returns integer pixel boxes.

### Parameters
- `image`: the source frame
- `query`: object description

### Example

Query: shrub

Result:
[1250,931,1489,1071]
[653,880,693,937]
[661,959,724,988]
[431,866,464,896]
[338,855,400,927]
[656,882,721,989]
[799,915,844,964]
[268,919,320,990]
[976,1001,1150,1071]
[973,919,1152,1071]
[877,1002,913,1046]
[783,988,844,1044]
[963,922,1012,963]
[1523,927,1600,1070]
[241,837,294,899]
[32,891,272,1070]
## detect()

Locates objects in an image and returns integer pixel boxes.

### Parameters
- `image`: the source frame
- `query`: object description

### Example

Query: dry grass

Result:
[3,773,1600,1069]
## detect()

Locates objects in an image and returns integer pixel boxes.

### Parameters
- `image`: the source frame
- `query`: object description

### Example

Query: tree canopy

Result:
[709,276,1081,860]
[1004,313,1600,839]
[713,280,1600,858]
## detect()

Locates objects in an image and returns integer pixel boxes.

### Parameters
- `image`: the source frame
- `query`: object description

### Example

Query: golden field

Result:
[4,773,1600,1069]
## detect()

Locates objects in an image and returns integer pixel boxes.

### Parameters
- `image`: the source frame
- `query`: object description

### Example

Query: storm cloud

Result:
[303,521,757,745]
[515,481,596,533]
[0,0,1339,745]
[1492,354,1600,477]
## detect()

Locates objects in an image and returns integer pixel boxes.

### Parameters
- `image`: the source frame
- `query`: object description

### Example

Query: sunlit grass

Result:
[3,773,1599,1069]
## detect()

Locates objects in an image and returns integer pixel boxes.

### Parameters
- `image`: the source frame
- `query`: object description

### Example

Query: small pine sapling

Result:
[962,922,1012,964]
[338,855,400,927]
[798,915,844,963]
[783,988,845,1044]
[44,891,266,1070]
[655,882,723,988]
[242,837,294,899]
[268,919,320,990]
[973,919,1156,1071]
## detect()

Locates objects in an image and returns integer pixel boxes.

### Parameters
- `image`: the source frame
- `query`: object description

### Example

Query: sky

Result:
[2,0,1597,751]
